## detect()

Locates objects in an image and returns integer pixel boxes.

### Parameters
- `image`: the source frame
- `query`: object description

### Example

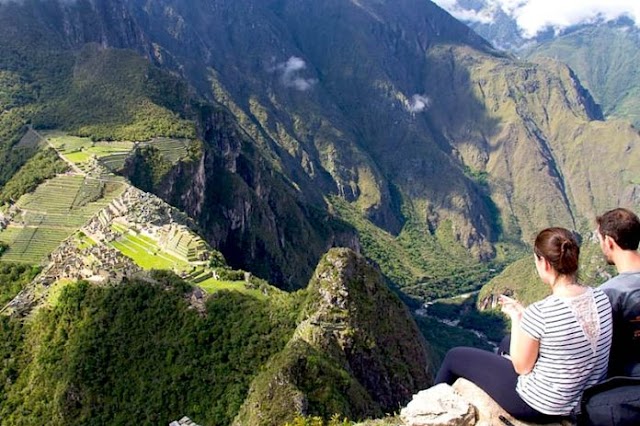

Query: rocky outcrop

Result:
[401,384,476,426]
[149,107,362,290]
[395,379,574,426]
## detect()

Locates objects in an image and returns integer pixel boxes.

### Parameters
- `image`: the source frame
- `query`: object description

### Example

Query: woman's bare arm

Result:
[499,295,540,375]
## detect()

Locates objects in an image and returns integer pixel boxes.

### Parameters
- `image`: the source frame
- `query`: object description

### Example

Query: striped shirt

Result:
[516,287,612,415]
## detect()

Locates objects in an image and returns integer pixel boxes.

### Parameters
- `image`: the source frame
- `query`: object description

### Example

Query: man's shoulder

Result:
[600,272,640,292]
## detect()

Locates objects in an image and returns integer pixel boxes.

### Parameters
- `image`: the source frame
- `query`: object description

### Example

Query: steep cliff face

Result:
[113,0,640,255]
[233,248,432,425]
[2,0,640,293]
[19,0,500,254]
[146,107,361,290]
[423,50,640,242]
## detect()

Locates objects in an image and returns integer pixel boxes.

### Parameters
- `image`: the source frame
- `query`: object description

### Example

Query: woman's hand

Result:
[499,294,524,321]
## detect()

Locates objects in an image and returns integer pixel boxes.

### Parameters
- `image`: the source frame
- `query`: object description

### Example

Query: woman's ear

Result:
[543,257,553,273]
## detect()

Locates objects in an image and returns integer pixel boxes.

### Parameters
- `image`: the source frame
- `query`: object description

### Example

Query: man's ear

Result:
[604,235,618,251]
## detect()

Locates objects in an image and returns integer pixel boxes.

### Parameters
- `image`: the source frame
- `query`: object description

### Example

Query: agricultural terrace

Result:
[0,226,22,247]
[43,132,195,173]
[43,131,135,172]
[198,277,265,299]
[108,226,191,273]
[0,175,125,264]
[16,128,46,149]
[138,137,194,163]
[107,222,251,295]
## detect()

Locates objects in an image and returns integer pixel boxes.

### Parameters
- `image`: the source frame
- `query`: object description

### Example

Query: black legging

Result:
[434,346,560,423]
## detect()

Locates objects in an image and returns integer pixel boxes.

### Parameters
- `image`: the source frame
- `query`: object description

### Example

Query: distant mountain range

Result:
[437,1,640,127]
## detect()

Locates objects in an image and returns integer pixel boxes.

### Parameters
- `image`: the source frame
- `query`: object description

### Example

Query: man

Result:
[596,208,640,377]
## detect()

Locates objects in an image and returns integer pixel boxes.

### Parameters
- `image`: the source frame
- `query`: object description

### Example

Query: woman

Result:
[434,227,612,422]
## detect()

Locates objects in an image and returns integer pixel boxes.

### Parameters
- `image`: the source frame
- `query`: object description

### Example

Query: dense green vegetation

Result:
[426,295,508,344]
[0,132,41,193]
[123,145,175,192]
[0,263,40,410]
[0,147,68,205]
[0,44,198,143]
[0,35,197,180]
[0,70,42,189]
[331,197,518,301]
[235,249,432,426]
[0,262,40,307]
[0,250,437,426]
[38,47,196,142]
[0,274,300,425]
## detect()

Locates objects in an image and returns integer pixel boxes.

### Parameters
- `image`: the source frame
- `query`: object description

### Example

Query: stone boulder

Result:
[400,383,476,426]
[452,379,574,426]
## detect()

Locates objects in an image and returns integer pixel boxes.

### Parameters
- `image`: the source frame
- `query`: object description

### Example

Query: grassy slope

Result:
[0,31,197,196]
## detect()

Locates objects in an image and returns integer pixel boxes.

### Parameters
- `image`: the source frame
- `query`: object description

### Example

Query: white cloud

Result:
[435,0,497,24]
[432,0,640,38]
[271,56,317,91]
[406,94,431,113]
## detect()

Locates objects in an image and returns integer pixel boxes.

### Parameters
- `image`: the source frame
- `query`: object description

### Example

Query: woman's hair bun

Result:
[535,228,579,275]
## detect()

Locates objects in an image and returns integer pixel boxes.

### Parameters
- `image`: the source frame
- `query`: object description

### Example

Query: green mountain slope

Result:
[443,3,640,129]
[0,250,431,425]
[0,274,299,425]
[233,248,432,425]
[525,22,640,127]
[1,1,638,424]
[3,0,639,299]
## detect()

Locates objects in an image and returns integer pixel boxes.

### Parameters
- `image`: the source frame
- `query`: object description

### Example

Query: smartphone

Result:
[499,415,516,426]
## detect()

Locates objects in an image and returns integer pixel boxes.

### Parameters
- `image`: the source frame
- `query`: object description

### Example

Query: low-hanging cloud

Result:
[271,56,317,91]
[406,94,431,113]
[433,0,640,38]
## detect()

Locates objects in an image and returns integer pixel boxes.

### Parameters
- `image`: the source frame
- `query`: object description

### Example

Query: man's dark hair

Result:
[596,208,640,250]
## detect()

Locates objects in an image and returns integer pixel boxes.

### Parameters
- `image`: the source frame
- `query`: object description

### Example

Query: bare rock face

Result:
[400,384,476,426]
[452,379,573,426]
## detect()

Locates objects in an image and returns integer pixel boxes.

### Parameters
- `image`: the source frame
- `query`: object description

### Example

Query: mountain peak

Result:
[233,248,432,425]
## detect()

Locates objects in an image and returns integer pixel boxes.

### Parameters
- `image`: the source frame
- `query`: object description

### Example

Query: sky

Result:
[432,0,640,38]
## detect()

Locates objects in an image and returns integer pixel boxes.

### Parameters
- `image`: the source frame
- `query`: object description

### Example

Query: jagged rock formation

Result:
[233,248,432,425]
